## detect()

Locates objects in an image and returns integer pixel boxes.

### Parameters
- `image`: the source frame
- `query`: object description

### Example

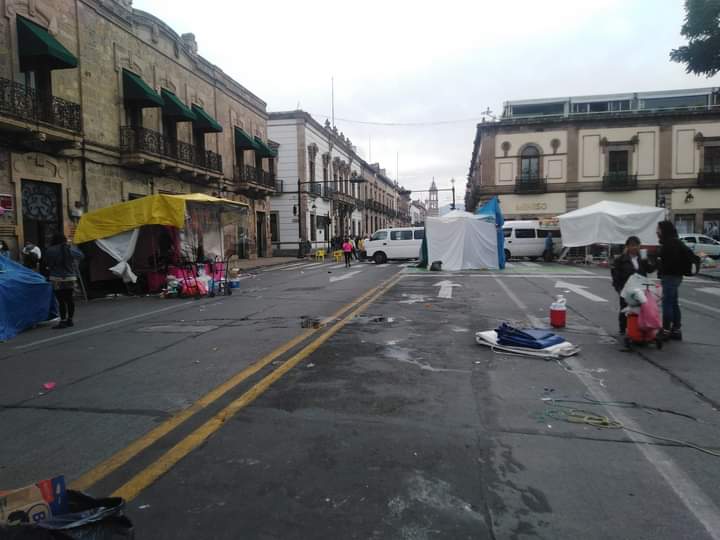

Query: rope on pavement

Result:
[541,404,720,458]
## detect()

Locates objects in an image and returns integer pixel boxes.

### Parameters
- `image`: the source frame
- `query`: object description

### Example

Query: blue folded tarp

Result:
[0,256,56,341]
[496,323,566,349]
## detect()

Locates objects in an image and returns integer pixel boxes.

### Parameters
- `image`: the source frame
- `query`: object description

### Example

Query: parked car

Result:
[680,234,720,258]
[365,227,424,264]
[502,220,562,260]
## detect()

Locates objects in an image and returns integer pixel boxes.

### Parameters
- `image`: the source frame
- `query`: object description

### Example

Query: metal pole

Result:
[452,185,456,210]
[331,77,335,128]
[297,177,303,258]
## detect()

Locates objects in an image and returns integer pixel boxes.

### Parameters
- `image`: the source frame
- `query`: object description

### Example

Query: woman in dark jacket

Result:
[656,220,694,341]
[611,236,651,335]
[44,233,84,329]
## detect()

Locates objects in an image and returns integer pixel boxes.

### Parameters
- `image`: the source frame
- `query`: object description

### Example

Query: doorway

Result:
[256,211,266,257]
[22,179,62,252]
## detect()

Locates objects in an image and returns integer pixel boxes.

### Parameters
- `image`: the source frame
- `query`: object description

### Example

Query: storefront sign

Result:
[516,202,548,211]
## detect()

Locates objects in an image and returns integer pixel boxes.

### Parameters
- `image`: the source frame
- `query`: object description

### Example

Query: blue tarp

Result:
[0,256,56,341]
[496,323,566,349]
[476,196,506,269]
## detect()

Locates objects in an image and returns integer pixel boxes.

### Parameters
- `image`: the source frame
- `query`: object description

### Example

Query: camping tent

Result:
[0,256,55,341]
[475,196,506,269]
[558,201,665,247]
[425,210,499,271]
[74,193,248,283]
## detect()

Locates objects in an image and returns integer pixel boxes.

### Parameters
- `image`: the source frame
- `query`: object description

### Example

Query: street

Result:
[3,260,720,539]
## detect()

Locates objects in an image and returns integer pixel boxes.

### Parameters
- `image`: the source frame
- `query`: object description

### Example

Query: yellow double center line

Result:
[72,272,402,501]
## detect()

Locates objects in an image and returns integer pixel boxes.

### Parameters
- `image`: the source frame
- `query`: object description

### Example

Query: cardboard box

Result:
[0,476,67,524]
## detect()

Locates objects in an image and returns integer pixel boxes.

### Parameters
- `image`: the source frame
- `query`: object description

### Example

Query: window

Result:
[515,229,536,239]
[643,95,707,110]
[503,228,512,237]
[683,236,697,244]
[699,236,715,245]
[537,229,562,239]
[309,160,316,183]
[414,229,425,240]
[391,230,413,240]
[520,146,540,179]
[608,150,629,174]
[270,212,279,242]
[371,230,387,241]
[703,146,720,173]
[512,102,564,116]
[310,214,316,241]
[674,215,695,235]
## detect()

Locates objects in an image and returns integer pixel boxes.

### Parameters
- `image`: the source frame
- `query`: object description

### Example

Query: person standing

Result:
[0,240,10,259]
[342,237,353,268]
[656,220,695,341]
[543,234,554,262]
[358,235,366,260]
[44,233,84,329]
[611,236,651,335]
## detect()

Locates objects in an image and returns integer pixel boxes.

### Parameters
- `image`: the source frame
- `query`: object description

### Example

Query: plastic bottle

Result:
[550,295,567,328]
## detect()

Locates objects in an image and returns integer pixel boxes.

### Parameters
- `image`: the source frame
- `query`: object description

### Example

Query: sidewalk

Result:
[233,256,300,272]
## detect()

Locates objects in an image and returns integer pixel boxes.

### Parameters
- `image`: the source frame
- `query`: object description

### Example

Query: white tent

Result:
[426,210,499,271]
[558,201,665,247]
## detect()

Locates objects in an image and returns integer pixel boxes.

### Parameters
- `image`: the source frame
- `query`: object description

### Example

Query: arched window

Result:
[520,145,540,179]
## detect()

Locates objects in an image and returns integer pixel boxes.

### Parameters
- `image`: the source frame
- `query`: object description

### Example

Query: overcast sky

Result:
[135,0,716,205]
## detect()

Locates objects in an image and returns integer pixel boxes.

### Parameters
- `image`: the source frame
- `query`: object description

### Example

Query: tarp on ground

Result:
[73,193,248,244]
[0,256,55,341]
[425,210,499,271]
[558,200,665,247]
[475,196,506,269]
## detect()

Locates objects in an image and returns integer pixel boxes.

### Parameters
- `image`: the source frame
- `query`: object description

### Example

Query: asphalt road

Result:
[2,260,720,539]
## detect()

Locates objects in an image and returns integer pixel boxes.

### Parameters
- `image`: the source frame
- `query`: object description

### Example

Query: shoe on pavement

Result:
[65,320,74,328]
[670,329,682,341]
[52,321,67,330]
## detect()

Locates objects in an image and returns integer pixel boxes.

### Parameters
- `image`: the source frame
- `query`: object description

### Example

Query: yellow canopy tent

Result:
[74,193,247,244]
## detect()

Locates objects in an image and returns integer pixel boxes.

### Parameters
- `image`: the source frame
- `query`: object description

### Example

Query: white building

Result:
[410,200,426,225]
[268,111,364,255]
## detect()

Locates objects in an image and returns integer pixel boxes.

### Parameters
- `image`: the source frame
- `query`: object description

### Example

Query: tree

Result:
[670,0,720,76]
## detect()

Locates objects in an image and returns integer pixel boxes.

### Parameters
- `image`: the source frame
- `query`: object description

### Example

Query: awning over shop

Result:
[234,127,259,151]
[74,193,248,244]
[122,69,163,108]
[192,104,223,133]
[254,136,277,158]
[161,89,197,122]
[17,15,78,72]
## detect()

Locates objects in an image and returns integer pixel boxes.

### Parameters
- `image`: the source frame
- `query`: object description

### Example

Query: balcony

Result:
[233,164,276,195]
[697,170,720,187]
[514,175,547,194]
[327,185,356,207]
[602,172,638,191]
[120,126,223,178]
[0,76,81,140]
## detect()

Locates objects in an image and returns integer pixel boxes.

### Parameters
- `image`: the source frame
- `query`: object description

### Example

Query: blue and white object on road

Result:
[475,195,505,269]
[0,256,56,341]
[475,327,581,359]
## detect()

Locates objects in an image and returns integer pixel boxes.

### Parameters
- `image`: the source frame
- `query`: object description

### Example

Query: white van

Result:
[503,220,562,260]
[365,227,424,264]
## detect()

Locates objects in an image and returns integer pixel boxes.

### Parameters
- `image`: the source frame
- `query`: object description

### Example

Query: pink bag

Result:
[638,292,661,331]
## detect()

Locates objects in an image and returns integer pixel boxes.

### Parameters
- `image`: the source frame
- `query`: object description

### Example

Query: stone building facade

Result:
[268,110,409,255]
[0,0,275,260]
[466,87,720,237]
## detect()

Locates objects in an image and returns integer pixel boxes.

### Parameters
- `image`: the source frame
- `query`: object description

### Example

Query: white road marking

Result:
[696,287,720,297]
[329,264,346,269]
[681,298,720,315]
[329,270,363,283]
[376,264,388,268]
[433,280,461,299]
[261,262,307,272]
[495,276,720,539]
[281,262,323,271]
[554,280,608,302]
[14,300,199,350]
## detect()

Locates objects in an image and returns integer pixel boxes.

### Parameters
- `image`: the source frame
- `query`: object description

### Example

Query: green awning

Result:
[122,69,163,108]
[161,89,197,122]
[17,15,77,72]
[254,136,277,158]
[192,104,223,133]
[234,127,260,151]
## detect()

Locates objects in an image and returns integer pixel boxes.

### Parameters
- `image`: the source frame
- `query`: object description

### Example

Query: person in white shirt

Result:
[22,241,41,270]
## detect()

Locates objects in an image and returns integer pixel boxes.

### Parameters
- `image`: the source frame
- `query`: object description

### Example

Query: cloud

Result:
[134,0,716,199]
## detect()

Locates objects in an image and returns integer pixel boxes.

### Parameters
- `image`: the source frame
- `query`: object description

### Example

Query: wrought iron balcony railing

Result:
[120,126,223,173]
[514,175,547,194]
[602,172,638,191]
[233,164,276,188]
[0,76,81,133]
[698,170,720,187]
